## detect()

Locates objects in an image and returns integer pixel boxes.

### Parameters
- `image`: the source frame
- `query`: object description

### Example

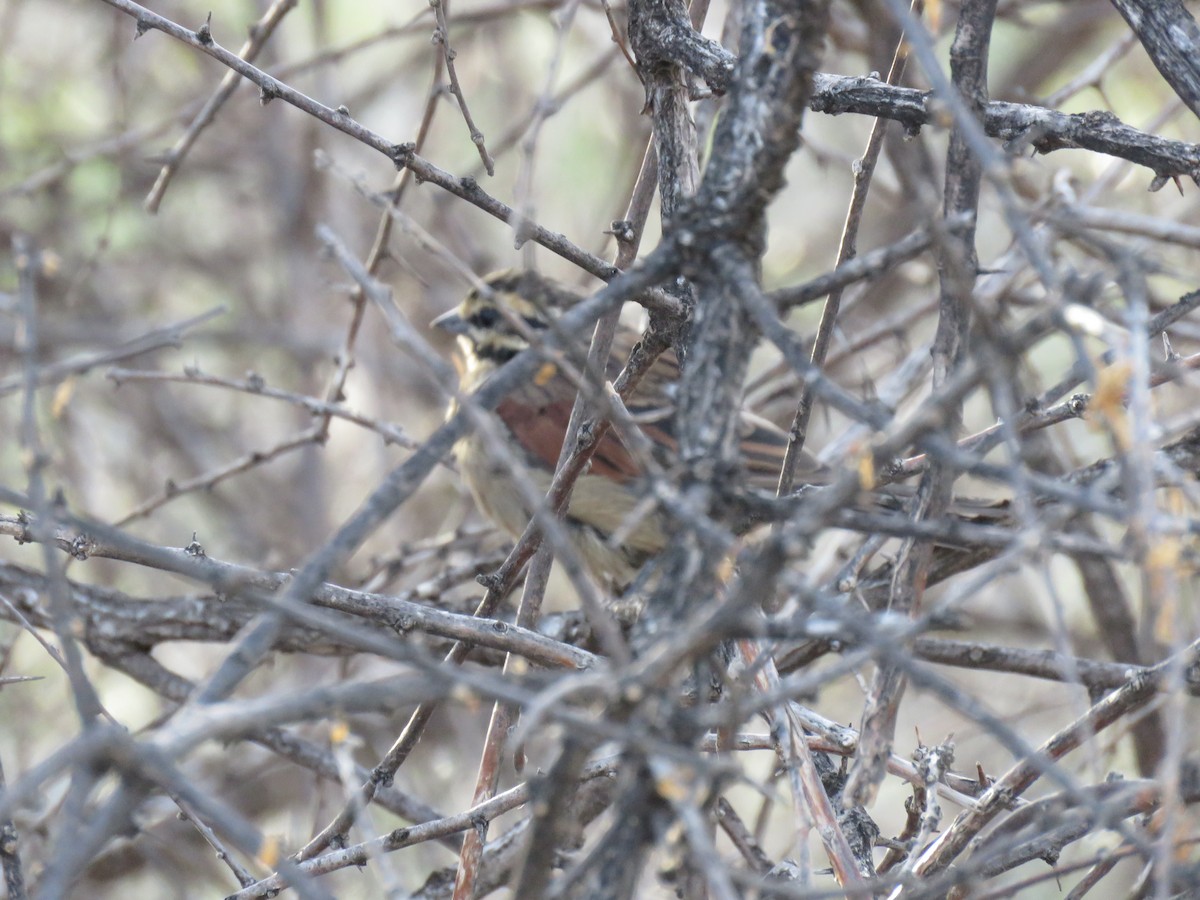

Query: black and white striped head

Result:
[432,269,578,366]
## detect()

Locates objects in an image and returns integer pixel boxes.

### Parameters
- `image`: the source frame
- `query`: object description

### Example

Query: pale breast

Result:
[454,429,666,591]
[455,431,551,540]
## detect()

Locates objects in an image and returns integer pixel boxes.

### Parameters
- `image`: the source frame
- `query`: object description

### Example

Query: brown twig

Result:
[144,0,300,212]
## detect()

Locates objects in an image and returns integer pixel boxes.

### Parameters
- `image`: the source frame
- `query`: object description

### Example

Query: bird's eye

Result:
[470,307,501,329]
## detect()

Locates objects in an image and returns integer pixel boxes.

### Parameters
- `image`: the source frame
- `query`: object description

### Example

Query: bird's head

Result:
[431,269,578,366]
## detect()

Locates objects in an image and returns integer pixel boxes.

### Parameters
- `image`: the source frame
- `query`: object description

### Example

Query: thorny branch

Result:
[4,0,1200,897]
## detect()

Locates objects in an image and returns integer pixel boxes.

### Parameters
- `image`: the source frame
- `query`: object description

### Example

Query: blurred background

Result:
[2,0,1200,896]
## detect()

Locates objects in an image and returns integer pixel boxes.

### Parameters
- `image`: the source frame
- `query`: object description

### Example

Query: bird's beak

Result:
[431,309,469,335]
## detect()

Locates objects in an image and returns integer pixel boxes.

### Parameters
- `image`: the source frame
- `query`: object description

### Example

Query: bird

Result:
[431,268,825,592]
